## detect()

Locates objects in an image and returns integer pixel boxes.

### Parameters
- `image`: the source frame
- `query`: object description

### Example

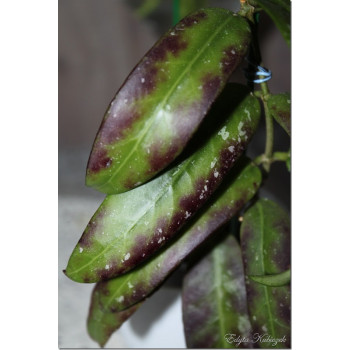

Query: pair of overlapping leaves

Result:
[64,6,289,348]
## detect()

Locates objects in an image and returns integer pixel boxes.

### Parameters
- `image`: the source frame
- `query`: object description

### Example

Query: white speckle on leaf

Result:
[124,252,130,261]
[117,296,124,303]
[238,121,246,136]
[185,211,191,219]
[204,185,208,191]
[214,171,219,178]
[105,264,110,270]
[210,158,217,168]
[231,49,236,55]
[128,282,134,289]
[170,31,175,36]
[141,78,145,83]
[79,247,83,253]
[198,85,202,90]
[228,146,234,153]
[244,108,251,121]
[199,194,204,199]
[142,253,145,257]
[218,126,229,140]
[262,325,268,332]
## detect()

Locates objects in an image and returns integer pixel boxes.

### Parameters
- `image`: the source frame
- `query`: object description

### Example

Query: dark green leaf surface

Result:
[254,0,290,46]
[65,84,261,283]
[240,198,291,348]
[182,234,252,348]
[86,159,261,313]
[87,287,141,347]
[249,269,290,287]
[86,8,251,194]
[267,93,291,136]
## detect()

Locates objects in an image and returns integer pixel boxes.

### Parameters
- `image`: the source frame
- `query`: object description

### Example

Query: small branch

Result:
[254,151,289,167]
[260,81,273,172]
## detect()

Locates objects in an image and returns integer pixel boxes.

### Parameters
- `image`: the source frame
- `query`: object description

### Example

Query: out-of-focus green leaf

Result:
[85,8,252,194]
[136,0,161,18]
[87,286,141,347]
[178,0,208,19]
[267,93,291,136]
[254,0,291,46]
[86,158,261,313]
[240,198,291,348]
[65,84,261,283]
[182,233,252,348]
[249,268,290,287]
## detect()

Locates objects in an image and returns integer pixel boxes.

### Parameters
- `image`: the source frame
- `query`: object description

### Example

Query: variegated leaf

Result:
[182,233,252,348]
[65,84,260,283]
[87,158,261,313]
[86,8,251,194]
[240,198,291,348]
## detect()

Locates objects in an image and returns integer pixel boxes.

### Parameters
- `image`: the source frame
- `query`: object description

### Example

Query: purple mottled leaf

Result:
[182,233,252,349]
[85,8,251,194]
[267,93,291,136]
[64,84,260,283]
[87,284,141,347]
[85,158,261,314]
[240,198,291,348]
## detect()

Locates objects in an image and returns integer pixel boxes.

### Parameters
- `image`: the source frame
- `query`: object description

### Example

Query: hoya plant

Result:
[64,0,291,347]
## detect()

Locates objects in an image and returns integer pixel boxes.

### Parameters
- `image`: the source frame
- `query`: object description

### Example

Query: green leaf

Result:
[182,233,251,348]
[249,268,290,287]
[65,84,261,283]
[87,286,141,347]
[254,0,291,46]
[240,198,291,348]
[178,0,208,20]
[267,93,291,136]
[85,8,252,194]
[86,158,262,313]
[136,0,161,18]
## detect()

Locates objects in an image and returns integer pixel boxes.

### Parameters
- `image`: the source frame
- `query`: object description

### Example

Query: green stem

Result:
[260,81,273,172]
[254,151,289,167]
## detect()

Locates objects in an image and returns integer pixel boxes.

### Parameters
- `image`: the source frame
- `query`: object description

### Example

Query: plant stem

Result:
[260,81,274,172]
[254,151,289,167]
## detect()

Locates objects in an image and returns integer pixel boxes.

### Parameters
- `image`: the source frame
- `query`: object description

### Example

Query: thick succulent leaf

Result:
[182,233,252,348]
[249,269,290,287]
[254,0,291,46]
[87,285,142,348]
[86,8,252,194]
[267,93,291,136]
[86,158,261,313]
[65,84,260,283]
[240,198,291,348]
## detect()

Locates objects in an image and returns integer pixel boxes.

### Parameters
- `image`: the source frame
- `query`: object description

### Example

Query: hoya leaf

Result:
[240,198,291,348]
[267,93,291,136]
[182,233,251,348]
[85,158,261,313]
[254,0,291,46]
[65,84,261,283]
[87,286,142,347]
[249,268,290,287]
[86,8,252,194]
